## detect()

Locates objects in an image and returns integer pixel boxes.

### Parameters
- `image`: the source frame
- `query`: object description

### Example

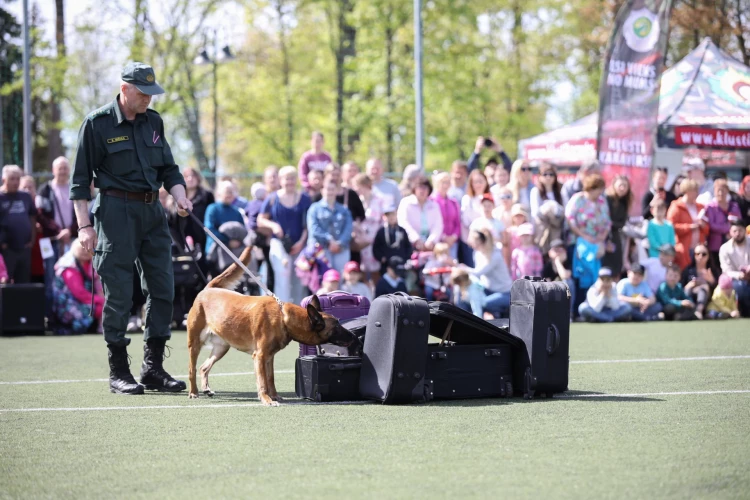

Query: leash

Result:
[185,208,283,309]
[90,266,97,318]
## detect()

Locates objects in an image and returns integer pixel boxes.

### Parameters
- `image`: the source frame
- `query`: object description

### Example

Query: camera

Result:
[484,138,494,148]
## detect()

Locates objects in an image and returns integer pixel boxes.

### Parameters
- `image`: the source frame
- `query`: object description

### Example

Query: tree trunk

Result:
[385,16,393,172]
[132,0,147,61]
[47,0,65,166]
[735,0,749,64]
[276,0,294,164]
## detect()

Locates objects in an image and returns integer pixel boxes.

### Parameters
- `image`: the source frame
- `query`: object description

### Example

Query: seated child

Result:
[450,267,472,312]
[423,242,455,301]
[316,269,341,296]
[578,267,632,323]
[616,263,662,321]
[510,223,543,280]
[51,242,104,335]
[374,256,408,298]
[646,198,676,257]
[642,243,675,294]
[372,205,413,276]
[656,263,696,321]
[341,261,372,301]
[541,238,575,316]
[469,193,505,245]
[0,252,7,283]
[706,274,740,319]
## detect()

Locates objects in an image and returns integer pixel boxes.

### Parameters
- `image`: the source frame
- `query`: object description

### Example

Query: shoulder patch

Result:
[88,106,111,120]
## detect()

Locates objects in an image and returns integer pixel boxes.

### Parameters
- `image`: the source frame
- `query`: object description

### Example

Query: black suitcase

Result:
[426,302,518,399]
[0,284,46,336]
[316,316,368,357]
[359,293,431,404]
[295,356,363,402]
[509,277,570,398]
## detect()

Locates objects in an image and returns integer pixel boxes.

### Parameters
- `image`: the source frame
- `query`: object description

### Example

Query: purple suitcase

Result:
[299,291,371,356]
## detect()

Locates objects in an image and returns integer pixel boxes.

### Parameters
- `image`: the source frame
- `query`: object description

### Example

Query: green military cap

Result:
[121,62,165,96]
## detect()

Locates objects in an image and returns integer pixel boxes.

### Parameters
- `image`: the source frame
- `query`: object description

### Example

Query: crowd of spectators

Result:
[1,132,750,333]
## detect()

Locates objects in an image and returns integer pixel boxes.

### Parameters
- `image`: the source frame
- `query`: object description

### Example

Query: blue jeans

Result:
[459,240,474,267]
[629,302,662,321]
[468,283,510,318]
[578,303,632,323]
[733,279,750,317]
[325,247,351,275]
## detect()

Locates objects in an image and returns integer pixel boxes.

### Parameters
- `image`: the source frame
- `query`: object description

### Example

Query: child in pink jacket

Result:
[511,223,543,280]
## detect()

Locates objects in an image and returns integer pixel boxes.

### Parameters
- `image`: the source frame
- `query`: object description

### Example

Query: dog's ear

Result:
[306,304,326,332]
[309,294,322,311]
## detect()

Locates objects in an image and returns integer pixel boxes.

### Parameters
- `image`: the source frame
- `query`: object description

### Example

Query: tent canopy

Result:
[519,38,750,163]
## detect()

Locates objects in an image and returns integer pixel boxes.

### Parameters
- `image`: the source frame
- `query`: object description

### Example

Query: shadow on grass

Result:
[551,390,662,402]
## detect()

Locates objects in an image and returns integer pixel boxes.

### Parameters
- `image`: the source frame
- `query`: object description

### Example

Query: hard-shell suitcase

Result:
[426,302,519,399]
[359,293,431,404]
[510,276,570,398]
[0,284,46,335]
[295,356,363,402]
[299,291,370,357]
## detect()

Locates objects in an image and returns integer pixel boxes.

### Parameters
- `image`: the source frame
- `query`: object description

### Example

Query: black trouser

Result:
[1,247,31,284]
[663,304,696,321]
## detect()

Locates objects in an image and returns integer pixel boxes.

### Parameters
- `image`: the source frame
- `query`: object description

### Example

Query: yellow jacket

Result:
[707,287,738,315]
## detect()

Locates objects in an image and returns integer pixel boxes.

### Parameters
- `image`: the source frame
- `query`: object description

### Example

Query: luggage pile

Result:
[295,277,571,403]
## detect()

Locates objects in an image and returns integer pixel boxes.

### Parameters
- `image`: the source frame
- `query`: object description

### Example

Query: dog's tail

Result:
[205,246,254,290]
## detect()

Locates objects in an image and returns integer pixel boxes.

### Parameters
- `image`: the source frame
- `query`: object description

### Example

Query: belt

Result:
[102,189,159,204]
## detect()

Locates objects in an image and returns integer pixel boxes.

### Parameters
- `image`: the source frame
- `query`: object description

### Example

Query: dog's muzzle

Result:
[327,324,360,349]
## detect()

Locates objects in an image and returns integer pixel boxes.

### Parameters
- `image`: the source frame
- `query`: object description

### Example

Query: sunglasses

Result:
[541,172,555,177]
[520,167,531,172]
[500,194,513,200]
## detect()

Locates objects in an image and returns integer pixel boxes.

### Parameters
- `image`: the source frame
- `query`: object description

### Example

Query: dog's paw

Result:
[271,395,284,402]
[203,389,215,397]
[188,392,199,399]
[260,396,280,407]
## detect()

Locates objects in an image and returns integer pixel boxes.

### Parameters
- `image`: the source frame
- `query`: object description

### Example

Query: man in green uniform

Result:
[71,62,194,395]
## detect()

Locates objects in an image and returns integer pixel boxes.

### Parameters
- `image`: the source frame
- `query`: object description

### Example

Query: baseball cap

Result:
[121,62,165,96]
[383,204,397,214]
[598,267,613,278]
[387,256,405,271]
[511,204,529,218]
[250,182,267,200]
[630,263,645,275]
[658,243,676,256]
[518,222,534,236]
[322,269,340,283]
[718,274,733,290]
[343,261,361,274]
[683,157,705,172]
[481,192,495,204]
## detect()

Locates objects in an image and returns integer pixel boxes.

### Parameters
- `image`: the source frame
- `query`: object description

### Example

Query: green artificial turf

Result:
[1,321,749,499]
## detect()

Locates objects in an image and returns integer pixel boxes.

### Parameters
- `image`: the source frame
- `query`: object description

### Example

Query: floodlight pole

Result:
[212,30,218,181]
[22,0,32,174]
[414,0,424,170]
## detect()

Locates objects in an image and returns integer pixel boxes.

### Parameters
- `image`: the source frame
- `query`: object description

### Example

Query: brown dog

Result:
[186,247,357,405]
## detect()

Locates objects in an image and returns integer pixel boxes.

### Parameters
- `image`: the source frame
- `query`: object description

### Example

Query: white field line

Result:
[1,355,749,387]
[0,400,373,413]
[570,355,750,365]
[1,390,749,413]
[557,390,750,398]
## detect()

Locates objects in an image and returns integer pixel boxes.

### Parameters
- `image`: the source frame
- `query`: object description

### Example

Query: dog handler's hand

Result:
[175,196,193,217]
[79,227,98,255]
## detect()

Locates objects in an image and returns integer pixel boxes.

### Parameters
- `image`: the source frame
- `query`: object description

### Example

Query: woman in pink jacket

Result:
[397,177,444,251]
[431,172,461,259]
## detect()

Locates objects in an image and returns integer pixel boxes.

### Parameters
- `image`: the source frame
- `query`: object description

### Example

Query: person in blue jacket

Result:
[204,180,245,273]
[307,175,353,274]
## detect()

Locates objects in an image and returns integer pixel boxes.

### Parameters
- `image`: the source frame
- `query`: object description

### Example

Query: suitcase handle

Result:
[328,362,362,371]
[546,324,560,355]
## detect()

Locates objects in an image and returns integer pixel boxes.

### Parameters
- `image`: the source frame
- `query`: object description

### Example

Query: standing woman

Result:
[508,160,533,209]
[704,178,742,265]
[182,167,214,271]
[737,175,750,226]
[529,162,563,219]
[257,166,312,304]
[460,170,490,267]
[352,173,385,282]
[602,175,633,277]
[431,171,461,260]
[397,177,444,252]
[667,179,709,270]
[324,163,365,262]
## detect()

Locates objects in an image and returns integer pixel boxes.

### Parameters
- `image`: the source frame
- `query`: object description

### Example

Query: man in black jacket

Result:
[641,167,676,220]
[372,205,412,276]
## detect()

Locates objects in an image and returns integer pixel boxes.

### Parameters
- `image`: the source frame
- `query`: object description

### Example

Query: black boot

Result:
[108,344,145,395]
[140,339,187,392]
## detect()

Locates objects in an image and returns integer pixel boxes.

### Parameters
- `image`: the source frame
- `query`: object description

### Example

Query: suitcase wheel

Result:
[505,382,513,398]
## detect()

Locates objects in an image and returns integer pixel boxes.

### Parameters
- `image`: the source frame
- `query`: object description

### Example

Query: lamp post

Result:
[194,30,234,185]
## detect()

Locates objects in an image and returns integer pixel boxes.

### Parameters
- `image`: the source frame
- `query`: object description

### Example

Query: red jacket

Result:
[666,198,709,269]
